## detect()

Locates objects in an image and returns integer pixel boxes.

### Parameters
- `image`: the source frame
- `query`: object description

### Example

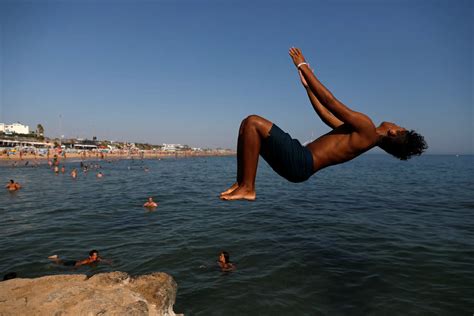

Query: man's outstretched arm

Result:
[289,48,373,133]
[298,69,343,129]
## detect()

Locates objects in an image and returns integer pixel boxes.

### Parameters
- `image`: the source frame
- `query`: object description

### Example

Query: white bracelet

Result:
[297,62,308,69]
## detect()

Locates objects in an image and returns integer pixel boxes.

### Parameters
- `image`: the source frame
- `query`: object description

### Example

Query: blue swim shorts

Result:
[260,124,314,183]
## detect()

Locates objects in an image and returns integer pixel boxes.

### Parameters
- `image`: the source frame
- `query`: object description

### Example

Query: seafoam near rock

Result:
[0,271,183,316]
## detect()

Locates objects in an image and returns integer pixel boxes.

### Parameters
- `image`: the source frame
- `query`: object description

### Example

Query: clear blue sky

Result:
[1,0,472,153]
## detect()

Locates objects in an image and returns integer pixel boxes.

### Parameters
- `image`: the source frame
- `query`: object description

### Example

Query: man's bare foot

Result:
[220,187,256,201]
[220,182,239,196]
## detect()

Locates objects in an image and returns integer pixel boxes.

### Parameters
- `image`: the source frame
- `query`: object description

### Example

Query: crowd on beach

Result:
[0,147,234,162]
[2,153,236,283]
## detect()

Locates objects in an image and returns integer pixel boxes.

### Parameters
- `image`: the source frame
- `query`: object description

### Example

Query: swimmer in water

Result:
[48,250,110,267]
[54,165,59,175]
[143,197,158,208]
[5,180,21,191]
[96,171,103,178]
[61,165,65,173]
[218,251,236,272]
[71,168,77,179]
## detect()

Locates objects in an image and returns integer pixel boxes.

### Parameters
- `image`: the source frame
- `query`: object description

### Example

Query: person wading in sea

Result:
[220,47,427,201]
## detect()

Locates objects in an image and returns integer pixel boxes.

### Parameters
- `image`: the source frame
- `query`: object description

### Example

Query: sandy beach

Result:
[0,150,235,162]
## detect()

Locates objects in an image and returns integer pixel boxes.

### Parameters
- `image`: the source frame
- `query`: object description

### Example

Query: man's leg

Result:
[221,115,272,201]
[220,120,246,196]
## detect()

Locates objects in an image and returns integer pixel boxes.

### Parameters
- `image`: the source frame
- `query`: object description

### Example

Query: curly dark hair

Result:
[379,130,428,160]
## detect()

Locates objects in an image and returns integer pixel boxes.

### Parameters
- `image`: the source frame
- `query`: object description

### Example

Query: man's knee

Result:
[242,115,272,135]
[244,115,264,127]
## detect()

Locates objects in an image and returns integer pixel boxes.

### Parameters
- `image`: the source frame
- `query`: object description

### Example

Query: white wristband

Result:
[297,62,308,69]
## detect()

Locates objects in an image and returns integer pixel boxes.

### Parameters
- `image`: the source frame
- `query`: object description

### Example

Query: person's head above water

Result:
[219,251,230,264]
[89,250,99,260]
[148,197,154,202]
[376,122,427,160]
[9,179,14,184]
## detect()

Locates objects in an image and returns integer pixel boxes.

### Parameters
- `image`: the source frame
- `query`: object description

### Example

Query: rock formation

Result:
[0,271,182,315]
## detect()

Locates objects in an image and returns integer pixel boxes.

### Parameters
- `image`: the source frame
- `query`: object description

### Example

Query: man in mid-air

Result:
[221,47,427,201]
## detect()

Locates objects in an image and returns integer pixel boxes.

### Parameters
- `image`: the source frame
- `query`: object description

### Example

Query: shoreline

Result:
[0,150,235,162]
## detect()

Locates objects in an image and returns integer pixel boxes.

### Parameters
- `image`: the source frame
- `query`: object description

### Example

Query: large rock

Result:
[0,271,182,315]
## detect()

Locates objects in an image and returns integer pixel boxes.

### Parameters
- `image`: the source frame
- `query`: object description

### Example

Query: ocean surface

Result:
[0,155,473,315]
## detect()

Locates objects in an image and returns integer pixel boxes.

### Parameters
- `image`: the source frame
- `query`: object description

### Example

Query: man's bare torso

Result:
[306,123,378,172]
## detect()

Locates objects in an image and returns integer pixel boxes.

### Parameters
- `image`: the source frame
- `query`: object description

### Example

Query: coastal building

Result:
[0,139,50,148]
[163,143,178,151]
[0,122,30,135]
[162,143,188,152]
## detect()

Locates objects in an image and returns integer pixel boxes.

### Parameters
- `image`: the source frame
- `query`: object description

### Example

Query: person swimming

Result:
[71,168,77,179]
[96,171,103,178]
[218,251,236,272]
[143,197,158,208]
[48,250,109,267]
[6,180,21,191]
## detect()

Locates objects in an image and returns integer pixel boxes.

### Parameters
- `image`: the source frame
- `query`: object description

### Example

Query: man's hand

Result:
[289,47,306,67]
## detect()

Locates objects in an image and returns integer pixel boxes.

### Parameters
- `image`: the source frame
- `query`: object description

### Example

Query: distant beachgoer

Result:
[48,160,53,167]
[218,251,236,272]
[96,172,103,178]
[6,180,21,191]
[54,165,59,175]
[25,161,29,166]
[48,250,110,267]
[2,272,17,281]
[220,47,428,201]
[61,166,65,173]
[71,168,77,179]
[143,197,158,208]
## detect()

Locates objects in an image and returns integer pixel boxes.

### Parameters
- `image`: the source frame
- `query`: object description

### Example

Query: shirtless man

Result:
[48,250,108,267]
[143,197,158,208]
[5,180,21,191]
[221,47,427,201]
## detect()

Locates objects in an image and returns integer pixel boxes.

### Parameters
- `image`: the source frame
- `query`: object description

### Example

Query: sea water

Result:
[0,155,473,315]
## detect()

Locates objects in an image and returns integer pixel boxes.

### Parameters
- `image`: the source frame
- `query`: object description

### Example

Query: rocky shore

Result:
[0,271,182,315]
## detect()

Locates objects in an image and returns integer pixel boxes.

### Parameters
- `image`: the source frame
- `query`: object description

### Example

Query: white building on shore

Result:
[162,143,181,151]
[0,122,30,135]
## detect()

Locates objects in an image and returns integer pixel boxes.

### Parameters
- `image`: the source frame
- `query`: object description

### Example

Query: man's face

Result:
[382,122,406,136]
[90,253,98,260]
